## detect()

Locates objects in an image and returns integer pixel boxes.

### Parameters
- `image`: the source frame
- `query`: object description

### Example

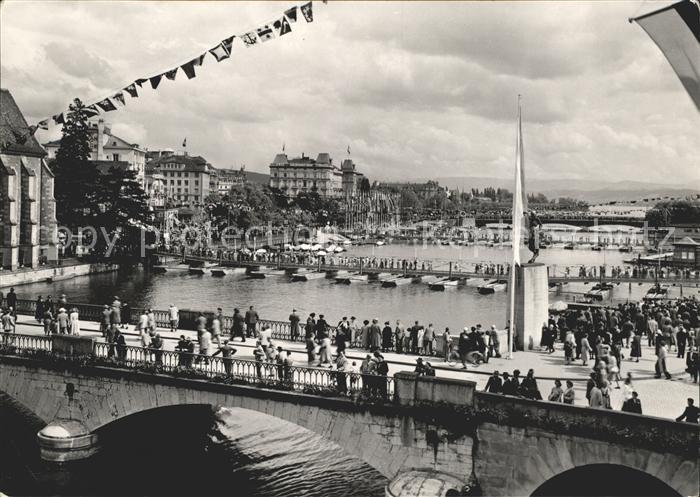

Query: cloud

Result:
[1,1,697,187]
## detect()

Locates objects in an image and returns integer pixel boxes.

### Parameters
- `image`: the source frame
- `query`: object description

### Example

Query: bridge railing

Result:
[0,332,392,401]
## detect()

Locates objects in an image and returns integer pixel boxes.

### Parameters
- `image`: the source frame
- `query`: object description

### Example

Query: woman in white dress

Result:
[69,308,80,335]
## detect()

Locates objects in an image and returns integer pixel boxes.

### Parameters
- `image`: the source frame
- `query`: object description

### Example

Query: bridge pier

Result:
[37,419,99,462]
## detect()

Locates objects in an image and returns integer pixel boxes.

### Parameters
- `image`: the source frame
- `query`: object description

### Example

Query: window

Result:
[194,180,199,186]
[178,172,182,177]
[113,154,120,162]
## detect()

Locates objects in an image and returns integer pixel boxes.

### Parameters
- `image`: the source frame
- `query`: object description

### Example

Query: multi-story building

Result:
[43,119,147,187]
[270,152,358,198]
[146,154,212,207]
[214,167,248,195]
[0,89,57,269]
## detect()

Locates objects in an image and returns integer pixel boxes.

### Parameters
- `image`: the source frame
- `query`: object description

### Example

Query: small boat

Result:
[247,268,286,279]
[591,245,603,251]
[477,280,508,295]
[335,273,369,284]
[644,285,669,301]
[584,282,614,301]
[210,267,231,277]
[382,276,413,288]
[563,243,575,250]
[618,246,633,253]
[429,277,463,291]
[375,240,385,246]
[291,271,326,282]
[152,263,189,273]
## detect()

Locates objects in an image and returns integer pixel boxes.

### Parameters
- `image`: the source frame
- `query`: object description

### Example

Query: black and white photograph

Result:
[0,1,698,496]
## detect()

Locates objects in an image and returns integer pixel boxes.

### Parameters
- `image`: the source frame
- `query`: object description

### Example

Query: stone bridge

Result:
[0,352,697,496]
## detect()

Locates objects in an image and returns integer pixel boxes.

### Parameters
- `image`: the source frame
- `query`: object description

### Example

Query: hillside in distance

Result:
[430,177,700,204]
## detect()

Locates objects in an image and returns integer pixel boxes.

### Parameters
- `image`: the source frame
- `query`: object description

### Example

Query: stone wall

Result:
[0,359,473,481]
[0,261,119,288]
[474,392,699,497]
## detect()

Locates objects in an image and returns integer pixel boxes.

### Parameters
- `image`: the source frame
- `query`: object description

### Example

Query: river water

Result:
[0,393,386,496]
[11,244,677,334]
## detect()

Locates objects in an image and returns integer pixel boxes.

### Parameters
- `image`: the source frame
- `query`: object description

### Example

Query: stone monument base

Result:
[508,263,549,351]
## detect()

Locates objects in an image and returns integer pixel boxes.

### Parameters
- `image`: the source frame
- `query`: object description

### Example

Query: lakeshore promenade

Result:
[8,315,697,421]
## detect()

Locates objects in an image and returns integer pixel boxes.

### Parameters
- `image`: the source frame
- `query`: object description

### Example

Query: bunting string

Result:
[26,1,320,136]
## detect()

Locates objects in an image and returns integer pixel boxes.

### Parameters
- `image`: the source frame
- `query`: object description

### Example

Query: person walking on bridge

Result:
[289,309,301,341]
[231,308,245,342]
[245,305,259,338]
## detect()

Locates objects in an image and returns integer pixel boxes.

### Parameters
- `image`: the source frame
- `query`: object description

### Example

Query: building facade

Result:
[214,167,248,195]
[0,89,57,270]
[43,119,147,187]
[270,152,360,198]
[146,154,212,207]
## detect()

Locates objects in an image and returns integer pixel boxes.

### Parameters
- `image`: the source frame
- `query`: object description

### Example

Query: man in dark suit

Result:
[484,370,503,393]
[676,398,699,423]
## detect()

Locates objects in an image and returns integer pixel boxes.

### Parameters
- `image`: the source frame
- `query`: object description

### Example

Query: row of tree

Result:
[51,99,151,257]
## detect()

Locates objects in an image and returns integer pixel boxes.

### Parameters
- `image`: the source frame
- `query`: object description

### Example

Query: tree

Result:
[51,98,101,228]
[646,199,700,226]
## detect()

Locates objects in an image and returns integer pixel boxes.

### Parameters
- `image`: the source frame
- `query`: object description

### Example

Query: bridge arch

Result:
[0,362,473,481]
[475,422,697,497]
[530,464,681,497]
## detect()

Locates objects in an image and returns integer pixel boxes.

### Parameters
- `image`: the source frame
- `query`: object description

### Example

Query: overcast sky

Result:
[1,1,698,185]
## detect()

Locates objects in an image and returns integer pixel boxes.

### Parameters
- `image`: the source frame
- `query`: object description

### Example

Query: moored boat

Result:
[477,279,508,295]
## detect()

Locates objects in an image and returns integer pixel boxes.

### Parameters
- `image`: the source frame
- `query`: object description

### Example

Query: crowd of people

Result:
[2,286,698,420]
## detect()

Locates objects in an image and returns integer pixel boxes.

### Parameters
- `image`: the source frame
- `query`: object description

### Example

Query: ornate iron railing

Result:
[0,332,393,401]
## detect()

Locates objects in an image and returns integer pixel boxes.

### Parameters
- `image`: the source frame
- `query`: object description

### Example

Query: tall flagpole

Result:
[508,95,525,359]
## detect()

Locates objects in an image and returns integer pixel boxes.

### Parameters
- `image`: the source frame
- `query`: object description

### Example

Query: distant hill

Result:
[427,176,700,204]
[244,170,269,186]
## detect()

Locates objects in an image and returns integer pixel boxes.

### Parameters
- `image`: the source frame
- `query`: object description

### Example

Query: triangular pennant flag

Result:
[37,120,49,130]
[274,16,292,36]
[221,35,235,53]
[84,105,101,118]
[150,74,163,89]
[97,98,117,112]
[124,83,139,98]
[301,1,313,22]
[135,78,148,87]
[53,113,65,125]
[113,92,126,106]
[165,68,178,80]
[256,24,275,42]
[284,6,298,23]
[241,31,258,47]
[209,43,229,62]
[180,54,205,80]
[209,35,235,62]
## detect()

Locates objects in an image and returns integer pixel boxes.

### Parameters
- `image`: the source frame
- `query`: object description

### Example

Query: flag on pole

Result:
[182,138,187,148]
[282,142,286,152]
[347,145,351,155]
[631,0,700,111]
[508,96,526,358]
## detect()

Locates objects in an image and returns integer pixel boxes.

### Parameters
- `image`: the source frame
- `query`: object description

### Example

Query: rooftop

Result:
[148,153,211,173]
[0,89,46,157]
